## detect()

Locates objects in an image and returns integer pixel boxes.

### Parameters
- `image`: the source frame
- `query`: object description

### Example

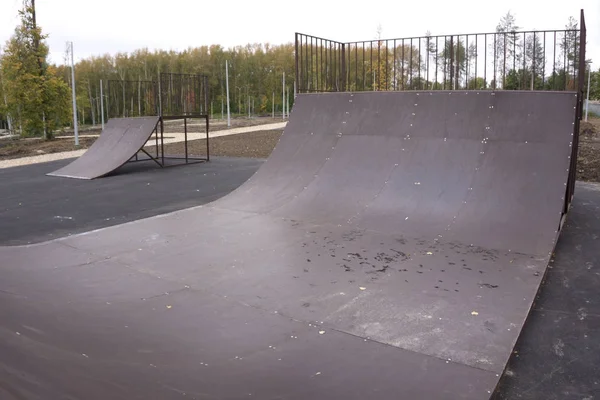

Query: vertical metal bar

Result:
[295,33,300,93]
[355,43,358,91]
[449,36,454,90]
[204,75,209,120]
[184,117,188,163]
[426,37,429,89]
[513,32,516,78]
[493,33,497,89]
[573,31,578,89]
[347,42,350,91]
[326,40,329,90]
[564,32,567,90]
[531,32,537,90]
[475,35,479,88]
[393,39,397,90]
[466,35,469,88]
[341,42,346,92]
[205,115,210,161]
[410,38,413,88]
[155,123,159,158]
[333,41,337,91]
[321,39,324,92]
[523,32,526,90]
[542,32,546,87]
[160,117,165,166]
[503,32,507,88]
[377,40,381,90]
[313,37,317,91]
[418,38,421,89]
[401,39,405,90]
[443,37,447,90]
[370,41,373,90]
[310,36,315,91]
[553,32,557,90]
[386,40,389,90]
[435,37,439,89]
[305,36,309,92]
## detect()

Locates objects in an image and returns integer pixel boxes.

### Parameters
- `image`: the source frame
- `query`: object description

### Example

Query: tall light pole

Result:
[68,41,79,146]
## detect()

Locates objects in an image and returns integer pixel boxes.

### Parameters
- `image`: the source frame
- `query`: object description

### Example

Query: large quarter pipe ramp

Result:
[0,90,577,399]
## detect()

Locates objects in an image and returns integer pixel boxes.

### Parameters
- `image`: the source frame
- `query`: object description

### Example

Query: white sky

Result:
[0,0,598,69]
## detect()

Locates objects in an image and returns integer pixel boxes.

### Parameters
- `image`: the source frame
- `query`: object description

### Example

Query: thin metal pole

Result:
[69,42,79,146]
[158,73,163,116]
[282,72,285,119]
[272,92,275,118]
[100,79,105,130]
[295,33,300,92]
[160,118,165,166]
[184,117,188,163]
[205,116,210,161]
[585,64,591,121]
[225,60,231,127]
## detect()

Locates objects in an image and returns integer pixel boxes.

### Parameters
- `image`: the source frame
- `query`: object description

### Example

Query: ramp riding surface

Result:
[0,91,576,399]
[47,116,160,179]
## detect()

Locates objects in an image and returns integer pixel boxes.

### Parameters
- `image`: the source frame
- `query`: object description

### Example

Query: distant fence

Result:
[159,73,209,117]
[106,80,158,119]
[104,73,209,119]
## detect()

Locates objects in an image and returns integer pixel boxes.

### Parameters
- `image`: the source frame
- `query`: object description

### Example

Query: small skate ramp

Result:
[0,91,577,399]
[48,116,159,179]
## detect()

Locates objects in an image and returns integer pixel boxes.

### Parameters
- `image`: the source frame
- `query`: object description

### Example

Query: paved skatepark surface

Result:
[0,157,262,245]
[495,182,600,399]
[48,117,160,179]
[0,91,585,399]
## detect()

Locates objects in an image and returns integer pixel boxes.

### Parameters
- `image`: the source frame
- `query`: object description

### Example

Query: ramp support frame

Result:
[128,114,210,168]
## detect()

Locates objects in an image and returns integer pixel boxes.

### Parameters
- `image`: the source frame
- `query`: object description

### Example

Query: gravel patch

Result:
[162,129,283,159]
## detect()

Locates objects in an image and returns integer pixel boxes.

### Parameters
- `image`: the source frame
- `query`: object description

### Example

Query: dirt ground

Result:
[161,129,283,159]
[0,136,97,160]
[0,117,283,161]
[161,116,282,134]
[577,118,600,182]
[2,117,600,183]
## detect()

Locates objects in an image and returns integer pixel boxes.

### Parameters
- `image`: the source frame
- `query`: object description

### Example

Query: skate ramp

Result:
[0,91,577,399]
[48,116,159,179]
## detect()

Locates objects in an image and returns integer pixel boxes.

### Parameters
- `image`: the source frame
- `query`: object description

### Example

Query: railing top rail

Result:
[297,29,580,46]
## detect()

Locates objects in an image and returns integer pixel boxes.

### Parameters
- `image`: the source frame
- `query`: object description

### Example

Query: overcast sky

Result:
[0,0,598,69]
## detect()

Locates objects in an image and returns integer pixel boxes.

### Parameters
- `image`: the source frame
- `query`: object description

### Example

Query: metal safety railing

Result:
[296,16,585,94]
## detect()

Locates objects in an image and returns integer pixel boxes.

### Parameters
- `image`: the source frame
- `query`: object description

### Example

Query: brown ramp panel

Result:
[0,91,577,400]
[47,116,160,179]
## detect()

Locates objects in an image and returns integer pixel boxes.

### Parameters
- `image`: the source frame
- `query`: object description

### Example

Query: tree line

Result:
[0,3,598,138]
